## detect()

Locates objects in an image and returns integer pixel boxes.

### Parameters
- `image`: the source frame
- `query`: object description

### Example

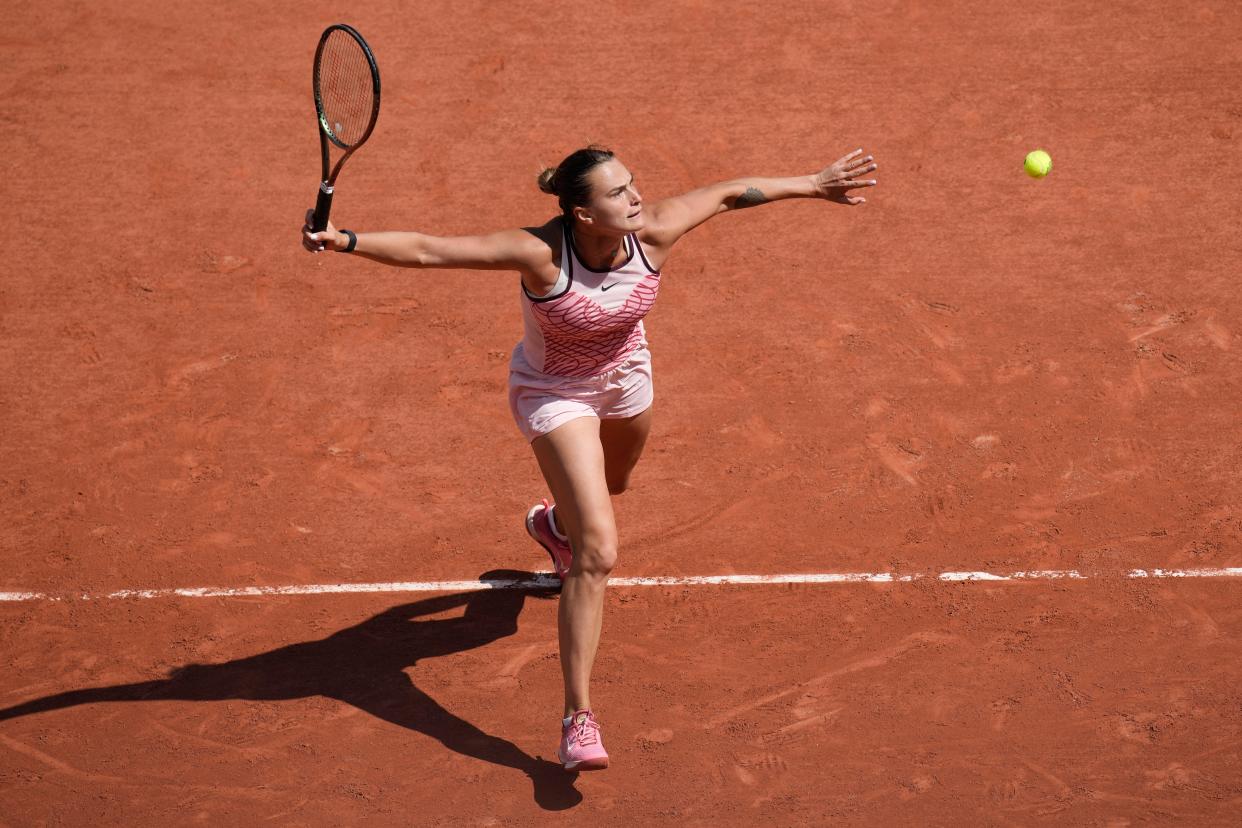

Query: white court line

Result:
[2,568,1242,603]
[0,591,47,602]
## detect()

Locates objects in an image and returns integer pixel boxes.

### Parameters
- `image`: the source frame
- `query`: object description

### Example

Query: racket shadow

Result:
[0,569,581,811]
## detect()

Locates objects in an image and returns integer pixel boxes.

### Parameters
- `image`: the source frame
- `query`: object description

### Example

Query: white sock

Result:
[547,505,568,542]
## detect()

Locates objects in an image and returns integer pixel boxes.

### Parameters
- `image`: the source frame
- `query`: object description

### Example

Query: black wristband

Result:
[340,229,357,253]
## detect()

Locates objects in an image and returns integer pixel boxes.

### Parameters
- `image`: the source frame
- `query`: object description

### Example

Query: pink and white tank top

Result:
[515,222,661,378]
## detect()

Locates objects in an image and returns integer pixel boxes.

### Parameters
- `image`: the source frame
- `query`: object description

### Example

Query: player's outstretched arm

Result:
[301,210,548,273]
[641,148,878,250]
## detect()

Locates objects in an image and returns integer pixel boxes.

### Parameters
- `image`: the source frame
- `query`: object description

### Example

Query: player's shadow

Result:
[0,569,580,811]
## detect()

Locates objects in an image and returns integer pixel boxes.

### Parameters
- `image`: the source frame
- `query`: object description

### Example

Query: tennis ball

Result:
[1024,149,1052,178]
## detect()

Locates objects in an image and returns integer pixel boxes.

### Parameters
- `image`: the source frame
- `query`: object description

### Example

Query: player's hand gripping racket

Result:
[310,24,381,233]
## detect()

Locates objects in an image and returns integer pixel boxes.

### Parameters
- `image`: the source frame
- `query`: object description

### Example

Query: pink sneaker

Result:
[526,499,572,579]
[558,710,609,771]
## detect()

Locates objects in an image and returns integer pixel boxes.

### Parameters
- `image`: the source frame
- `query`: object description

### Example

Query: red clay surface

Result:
[3,0,1241,824]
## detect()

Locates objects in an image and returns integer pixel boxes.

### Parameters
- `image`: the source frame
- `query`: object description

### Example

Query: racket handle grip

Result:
[311,182,334,233]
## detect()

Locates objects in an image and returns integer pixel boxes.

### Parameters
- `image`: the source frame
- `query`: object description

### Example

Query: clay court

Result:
[3,1,1241,824]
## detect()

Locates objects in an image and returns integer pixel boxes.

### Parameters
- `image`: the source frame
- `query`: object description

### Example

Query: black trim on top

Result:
[522,224,574,303]
[632,233,660,275]
[568,227,636,273]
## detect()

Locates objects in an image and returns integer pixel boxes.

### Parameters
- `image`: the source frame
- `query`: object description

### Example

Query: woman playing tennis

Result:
[301,146,878,771]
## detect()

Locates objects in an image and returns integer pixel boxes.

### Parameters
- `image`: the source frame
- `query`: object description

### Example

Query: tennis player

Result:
[301,146,877,771]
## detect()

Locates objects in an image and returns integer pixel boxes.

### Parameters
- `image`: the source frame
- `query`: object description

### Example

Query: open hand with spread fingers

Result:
[813,148,878,205]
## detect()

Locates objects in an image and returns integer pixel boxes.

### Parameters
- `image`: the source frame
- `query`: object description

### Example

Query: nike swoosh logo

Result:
[600,282,620,291]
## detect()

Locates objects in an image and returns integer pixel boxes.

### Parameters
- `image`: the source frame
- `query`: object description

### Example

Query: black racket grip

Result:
[311,183,334,233]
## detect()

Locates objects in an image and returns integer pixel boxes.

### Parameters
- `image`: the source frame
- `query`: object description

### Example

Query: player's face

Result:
[578,158,644,233]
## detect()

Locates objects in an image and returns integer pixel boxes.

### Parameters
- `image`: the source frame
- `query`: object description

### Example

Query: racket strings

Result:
[317,29,376,147]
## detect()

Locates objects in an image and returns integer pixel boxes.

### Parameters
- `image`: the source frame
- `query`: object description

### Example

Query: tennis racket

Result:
[310,24,381,233]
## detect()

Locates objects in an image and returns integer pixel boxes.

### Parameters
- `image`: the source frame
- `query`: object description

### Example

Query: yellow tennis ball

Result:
[1024,149,1052,178]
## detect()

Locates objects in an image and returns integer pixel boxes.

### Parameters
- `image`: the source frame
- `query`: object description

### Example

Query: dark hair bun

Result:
[537,167,558,195]
[540,146,615,216]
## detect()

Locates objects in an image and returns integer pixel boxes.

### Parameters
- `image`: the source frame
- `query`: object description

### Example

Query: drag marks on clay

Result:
[326,298,423,345]
[973,433,1021,484]
[990,698,1019,731]
[1163,595,1223,642]
[59,321,102,365]
[208,255,251,275]
[862,396,890,419]
[1200,316,1232,351]
[311,417,410,503]
[328,298,421,320]
[1141,762,1232,799]
[991,348,1040,386]
[484,642,555,689]
[864,432,926,486]
[733,414,785,450]
[897,774,936,801]
[774,688,847,744]
[1119,298,1222,381]
[1016,760,1081,816]
[1160,351,1188,373]
[757,707,845,747]
[897,295,963,351]
[1104,295,1217,411]
[104,436,151,461]
[253,274,271,312]
[1126,311,1194,344]
[726,752,789,787]
[706,631,956,729]
[971,433,1000,450]
[634,727,674,748]
[144,716,281,759]
[164,353,238,387]
[930,359,967,387]
[0,733,127,784]
[1057,459,1143,504]
[1114,712,1177,746]
[893,295,969,387]
[1130,342,1192,386]
[632,463,793,550]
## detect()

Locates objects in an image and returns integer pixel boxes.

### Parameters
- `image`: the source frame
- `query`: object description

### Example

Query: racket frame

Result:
[311,23,381,233]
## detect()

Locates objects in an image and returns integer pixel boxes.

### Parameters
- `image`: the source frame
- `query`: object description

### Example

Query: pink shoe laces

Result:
[568,711,599,747]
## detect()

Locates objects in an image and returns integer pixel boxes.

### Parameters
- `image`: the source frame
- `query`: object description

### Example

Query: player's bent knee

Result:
[576,542,618,577]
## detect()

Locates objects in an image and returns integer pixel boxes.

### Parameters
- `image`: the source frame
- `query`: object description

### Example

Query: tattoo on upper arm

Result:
[734,186,770,209]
